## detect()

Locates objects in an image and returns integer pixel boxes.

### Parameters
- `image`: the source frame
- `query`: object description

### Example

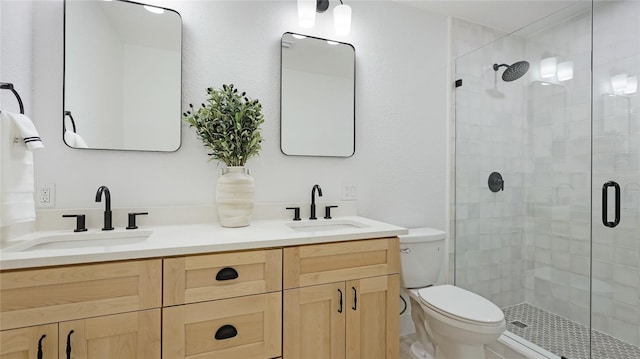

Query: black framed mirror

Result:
[63,0,182,151]
[280,32,355,157]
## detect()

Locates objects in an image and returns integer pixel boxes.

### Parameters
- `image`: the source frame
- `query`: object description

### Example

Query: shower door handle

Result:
[602,181,620,228]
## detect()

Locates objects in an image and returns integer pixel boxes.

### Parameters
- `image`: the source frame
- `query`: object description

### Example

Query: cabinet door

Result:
[283,282,346,359]
[163,292,281,359]
[346,275,399,359]
[0,324,57,359]
[59,309,160,359]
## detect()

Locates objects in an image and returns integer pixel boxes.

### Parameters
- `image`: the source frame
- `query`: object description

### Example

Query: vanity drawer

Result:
[163,292,282,359]
[0,259,162,330]
[283,237,400,289]
[163,248,282,306]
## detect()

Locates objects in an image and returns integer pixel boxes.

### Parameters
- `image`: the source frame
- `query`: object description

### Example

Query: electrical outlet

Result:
[342,184,357,201]
[37,184,55,208]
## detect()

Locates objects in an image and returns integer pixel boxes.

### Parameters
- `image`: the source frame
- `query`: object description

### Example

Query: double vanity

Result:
[0,215,407,359]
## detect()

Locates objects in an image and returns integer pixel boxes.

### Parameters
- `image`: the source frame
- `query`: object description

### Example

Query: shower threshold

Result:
[501,303,640,359]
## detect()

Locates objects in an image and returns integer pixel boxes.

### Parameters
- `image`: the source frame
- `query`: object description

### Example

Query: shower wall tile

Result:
[454,2,640,347]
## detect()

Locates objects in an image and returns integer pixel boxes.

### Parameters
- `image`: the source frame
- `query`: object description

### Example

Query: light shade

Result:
[624,75,637,95]
[298,0,316,28]
[557,61,573,81]
[611,73,628,94]
[540,57,557,79]
[333,4,351,36]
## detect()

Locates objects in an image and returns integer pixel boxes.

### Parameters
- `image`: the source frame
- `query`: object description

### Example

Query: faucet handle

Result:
[286,207,301,221]
[126,212,148,230]
[62,214,88,232]
[324,205,338,219]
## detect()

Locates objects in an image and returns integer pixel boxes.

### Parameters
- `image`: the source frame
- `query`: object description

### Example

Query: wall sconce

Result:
[297,0,352,36]
[557,61,573,81]
[611,73,637,95]
[540,57,557,78]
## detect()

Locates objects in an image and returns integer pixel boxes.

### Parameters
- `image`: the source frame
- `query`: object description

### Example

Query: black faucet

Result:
[95,185,114,231]
[310,184,323,220]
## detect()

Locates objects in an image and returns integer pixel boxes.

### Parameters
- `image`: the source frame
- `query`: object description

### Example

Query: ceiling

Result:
[391,0,582,33]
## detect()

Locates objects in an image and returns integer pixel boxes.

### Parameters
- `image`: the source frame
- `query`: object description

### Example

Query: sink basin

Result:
[4,230,152,252]
[286,219,369,233]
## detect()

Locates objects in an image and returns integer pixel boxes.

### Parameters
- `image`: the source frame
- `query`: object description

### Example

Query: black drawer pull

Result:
[214,325,238,340]
[338,289,343,313]
[66,330,74,359]
[352,286,357,310]
[37,334,46,359]
[215,267,239,281]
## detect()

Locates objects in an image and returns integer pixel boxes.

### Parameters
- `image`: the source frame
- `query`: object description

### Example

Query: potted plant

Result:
[184,84,264,227]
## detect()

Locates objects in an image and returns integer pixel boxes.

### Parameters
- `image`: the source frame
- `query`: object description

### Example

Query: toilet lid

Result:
[418,285,504,324]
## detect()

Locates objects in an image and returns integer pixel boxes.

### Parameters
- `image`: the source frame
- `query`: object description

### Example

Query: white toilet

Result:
[399,228,505,359]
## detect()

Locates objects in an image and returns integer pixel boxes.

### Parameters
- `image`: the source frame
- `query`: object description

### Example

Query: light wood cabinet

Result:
[59,309,161,359]
[163,248,283,359]
[163,292,281,359]
[0,259,162,359]
[283,238,400,359]
[164,249,282,306]
[0,259,162,331]
[283,282,346,359]
[0,236,399,359]
[345,275,399,359]
[0,323,58,359]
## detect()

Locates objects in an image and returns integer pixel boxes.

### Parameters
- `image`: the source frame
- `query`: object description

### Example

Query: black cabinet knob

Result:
[126,212,148,229]
[62,214,87,232]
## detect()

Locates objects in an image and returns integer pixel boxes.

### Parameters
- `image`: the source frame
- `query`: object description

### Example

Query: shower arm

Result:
[493,64,509,71]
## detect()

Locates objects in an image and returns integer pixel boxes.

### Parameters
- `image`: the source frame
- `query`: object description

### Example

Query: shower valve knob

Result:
[488,172,504,192]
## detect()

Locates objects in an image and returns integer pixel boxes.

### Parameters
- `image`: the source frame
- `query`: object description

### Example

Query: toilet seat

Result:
[417,285,504,326]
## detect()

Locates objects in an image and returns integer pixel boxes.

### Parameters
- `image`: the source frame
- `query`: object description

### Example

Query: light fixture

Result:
[297,0,352,36]
[611,73,629,94]
[297,0,316,28]
[333,2,352,36]
[143,5,165,14]
[557,61,573,81]
[624,75,637,94]
[540,57,557,79]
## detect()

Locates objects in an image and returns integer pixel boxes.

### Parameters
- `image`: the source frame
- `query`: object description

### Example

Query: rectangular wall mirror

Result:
[64,0,182,152]
[280,32,355,157]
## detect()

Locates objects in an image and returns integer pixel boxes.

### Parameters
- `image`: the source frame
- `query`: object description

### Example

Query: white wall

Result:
[7,0,448,231]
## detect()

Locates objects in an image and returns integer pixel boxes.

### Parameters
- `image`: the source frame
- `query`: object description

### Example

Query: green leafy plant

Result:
[184,84,264,167]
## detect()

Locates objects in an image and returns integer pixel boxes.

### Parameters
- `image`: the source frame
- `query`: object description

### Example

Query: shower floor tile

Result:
[502,303,640,359]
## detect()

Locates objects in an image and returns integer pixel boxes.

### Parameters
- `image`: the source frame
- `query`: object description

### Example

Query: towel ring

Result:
[1,82,25,144]
[0,82,25,114]
[64,111,77,133]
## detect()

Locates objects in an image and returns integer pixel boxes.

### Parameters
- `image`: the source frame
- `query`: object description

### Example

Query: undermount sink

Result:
[4,230,152,252]
[286,219,369,233]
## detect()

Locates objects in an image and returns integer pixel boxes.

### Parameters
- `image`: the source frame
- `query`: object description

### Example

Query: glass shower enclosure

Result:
[453,1,640,358]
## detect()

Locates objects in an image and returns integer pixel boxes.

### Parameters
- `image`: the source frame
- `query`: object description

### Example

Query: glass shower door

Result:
[591,1,640,357]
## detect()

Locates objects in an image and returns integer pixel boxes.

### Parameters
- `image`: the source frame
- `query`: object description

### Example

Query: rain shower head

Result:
[493,61,530,82]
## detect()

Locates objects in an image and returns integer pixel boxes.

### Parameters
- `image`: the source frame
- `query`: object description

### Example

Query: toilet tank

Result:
[398,227,446,288]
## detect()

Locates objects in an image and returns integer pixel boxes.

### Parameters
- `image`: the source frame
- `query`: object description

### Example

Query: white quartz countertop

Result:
[0,216,408,270]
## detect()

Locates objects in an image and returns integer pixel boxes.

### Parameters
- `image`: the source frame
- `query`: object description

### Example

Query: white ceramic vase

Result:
[215,166,255,227]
